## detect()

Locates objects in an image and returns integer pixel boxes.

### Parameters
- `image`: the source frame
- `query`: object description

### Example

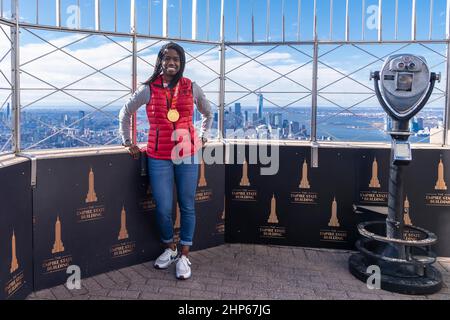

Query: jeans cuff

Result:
[161,238,174,244]
[179,240,193,246]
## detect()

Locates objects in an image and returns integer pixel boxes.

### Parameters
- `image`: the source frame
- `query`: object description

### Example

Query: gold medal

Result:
[167,109,180,123]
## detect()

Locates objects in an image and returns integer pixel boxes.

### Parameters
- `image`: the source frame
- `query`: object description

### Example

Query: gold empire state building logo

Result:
[10,230,19,273]
[267,194,279,224]
[369,157,381,188]
[198,158,207,187]
[328,197,340,227]
[174,202,181,229]
[85,167,98,203]
[118,206,129,240]
[240,159,251,186]
[299,159,310,189]
[404,195,412,226]
[221,195,225,220]
[435,158,447,190]
[52,216,65,254]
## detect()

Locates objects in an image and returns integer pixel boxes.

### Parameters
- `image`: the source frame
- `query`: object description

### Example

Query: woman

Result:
[119,42,213,280]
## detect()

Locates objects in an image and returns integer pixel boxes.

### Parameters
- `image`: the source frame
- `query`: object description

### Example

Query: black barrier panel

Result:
[354,149,391,207]
[225,144,358,248]
[0,160,33,300]
[33,153,161,290]
[226,145,450,256]
[401,149,450,257]
[191,146,226,251]
[33,150,225,291]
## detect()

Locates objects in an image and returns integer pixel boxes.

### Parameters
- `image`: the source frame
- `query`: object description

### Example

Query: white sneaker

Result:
[154,248,178,269]
[176,255,192,280]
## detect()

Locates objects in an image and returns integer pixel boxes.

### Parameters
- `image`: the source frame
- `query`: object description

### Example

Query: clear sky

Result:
[7,0,448,41]
[0,0,448,110]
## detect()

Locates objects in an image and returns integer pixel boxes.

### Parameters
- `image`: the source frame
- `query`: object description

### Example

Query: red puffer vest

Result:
[146,75,201,160]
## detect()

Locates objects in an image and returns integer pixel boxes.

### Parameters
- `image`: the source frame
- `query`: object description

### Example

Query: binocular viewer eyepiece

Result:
[370,54,440,122]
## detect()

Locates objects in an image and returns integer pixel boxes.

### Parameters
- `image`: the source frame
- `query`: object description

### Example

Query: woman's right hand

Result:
[126,144,141,160]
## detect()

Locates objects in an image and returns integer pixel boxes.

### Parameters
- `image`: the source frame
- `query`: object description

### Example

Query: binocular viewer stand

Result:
[349,55,443,295]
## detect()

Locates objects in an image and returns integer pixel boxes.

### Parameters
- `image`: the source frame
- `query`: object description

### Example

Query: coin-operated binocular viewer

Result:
[349,54,443,294]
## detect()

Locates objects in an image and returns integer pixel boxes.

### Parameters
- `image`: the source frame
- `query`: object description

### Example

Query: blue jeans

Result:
[148,154,199,247]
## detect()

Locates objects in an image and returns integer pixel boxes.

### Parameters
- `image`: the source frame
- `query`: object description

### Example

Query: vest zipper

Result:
[166,94,177,146]
[155,128,159,152]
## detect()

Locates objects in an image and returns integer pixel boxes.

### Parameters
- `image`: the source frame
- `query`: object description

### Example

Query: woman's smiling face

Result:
[161,48,181,77]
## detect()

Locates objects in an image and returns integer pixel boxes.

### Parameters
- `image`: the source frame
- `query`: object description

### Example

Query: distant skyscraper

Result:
[289,121,300,137]
[244,110,249,126]
[256,92,263,119]
[6,102,10,120]
[384,114,393,132]
[273,113,282,127]
[78,111,85,134]
[214,112,218,123]
[252,113,259,124]
[234,103,241,115]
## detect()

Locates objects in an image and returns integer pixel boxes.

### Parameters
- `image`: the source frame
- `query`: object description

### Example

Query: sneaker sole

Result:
[154,258,178,269]
[176,272,191,280]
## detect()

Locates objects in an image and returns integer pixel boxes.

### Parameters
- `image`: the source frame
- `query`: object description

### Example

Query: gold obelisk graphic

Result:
[10,230,19,273]
[267,194,279,224]
[404,196,412,226]
[221,195,226,220]
[299,159,310,189]
[118,206,129,240]
[328,197,340,227]
[198,158,207,187]
[239,159,251,186]
[369,157,381,188]
[52,216,65,254]
[174,202,181,229]
[435,158,447,190]
[85,167,98,203]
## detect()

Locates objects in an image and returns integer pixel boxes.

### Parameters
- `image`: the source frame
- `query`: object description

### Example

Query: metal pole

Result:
[95,0,100,31]
[378,0,382,42]
[220,0,224,42]
[313,0,317,41]
[192,0,197,40]
[206,0,210,40]
[395,0,398,40]
[266,0,270,41]
[114,0,117,33]
[131,0,137,144]
[297,0,301,41]
[219,0,225,139]
[282,0,285,42]
[11,0,20,153]
[411,0,417,41]
[179,0,182,38]
[330,0,333,40]
[252,4,254,42]
[345,0,349,41]
[36,0,39,24]
[236,0,239,42]
[429,0,434,40]
[362,0,365,40]
[163,0,168,37]
[445,0,450,145]
[444,43,450,145]
[311,0,318,142]
[56,0,61,27]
